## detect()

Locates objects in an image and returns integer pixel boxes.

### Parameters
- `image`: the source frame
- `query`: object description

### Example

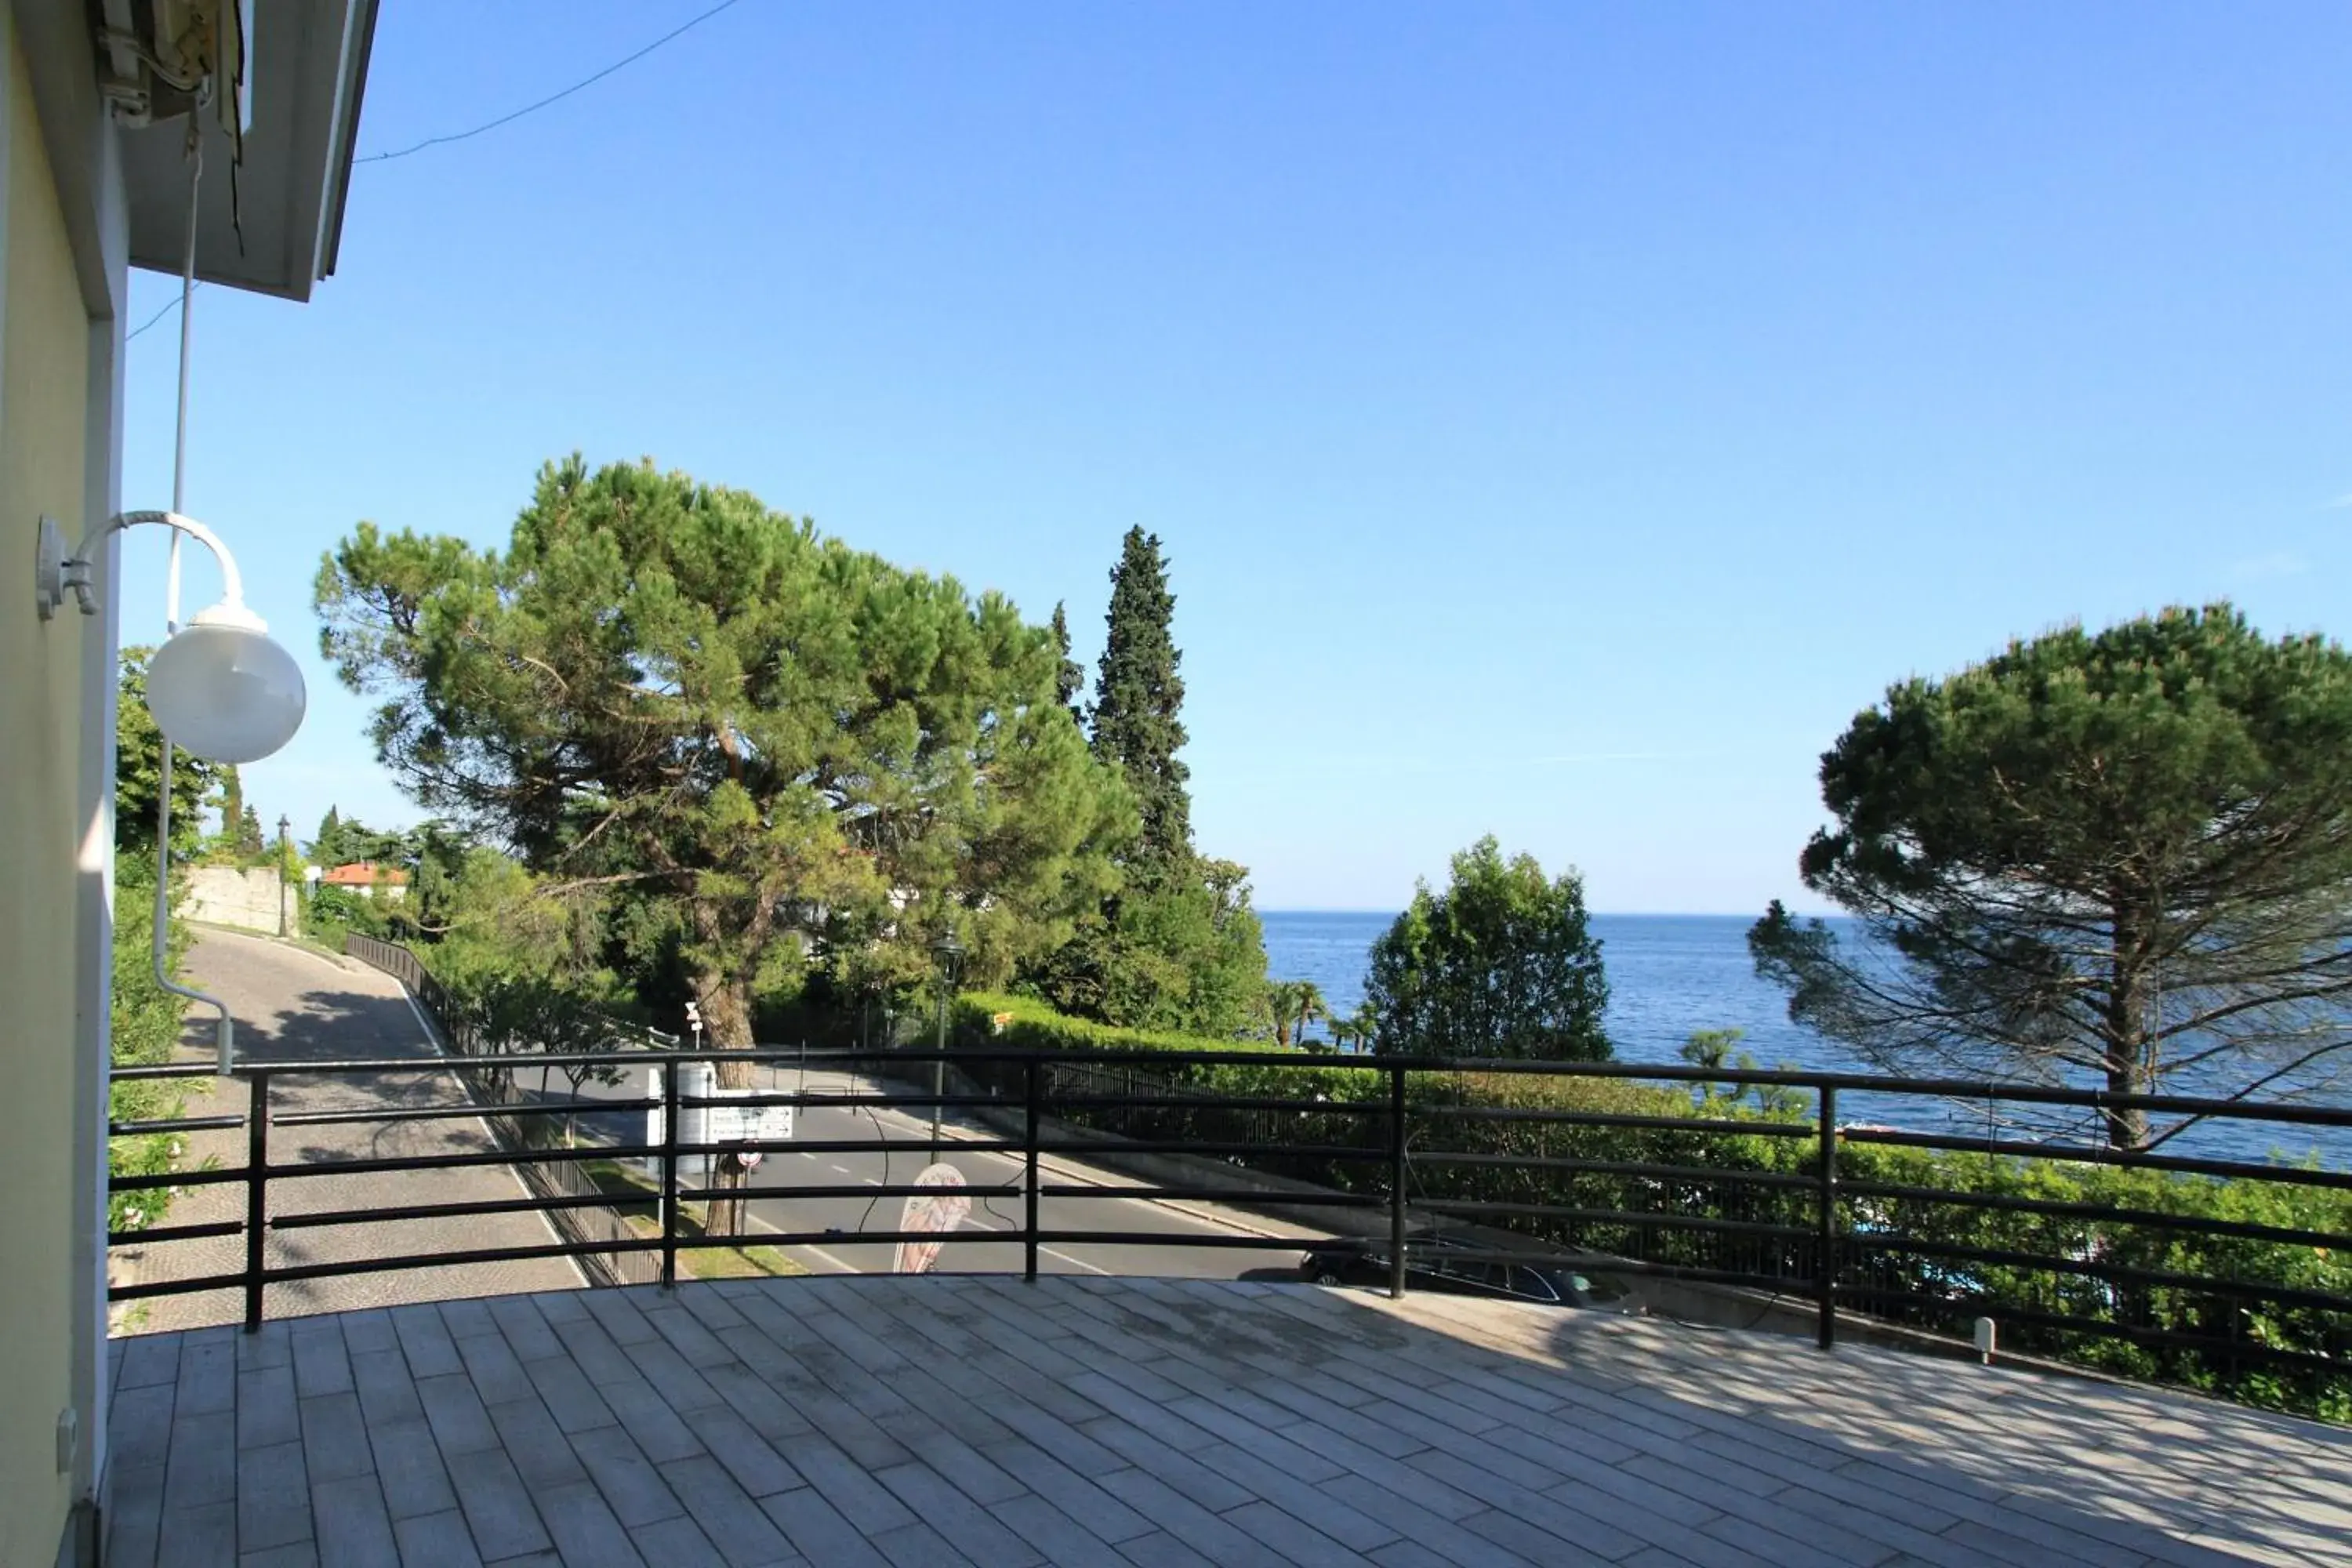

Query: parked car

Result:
[1301,1234,1644,1313]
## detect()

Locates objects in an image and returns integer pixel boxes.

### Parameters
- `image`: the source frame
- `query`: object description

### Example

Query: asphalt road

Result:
[554,1059,1336,1280]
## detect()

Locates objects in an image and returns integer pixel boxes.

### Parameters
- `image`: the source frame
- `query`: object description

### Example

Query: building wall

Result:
[0,18,95,1566]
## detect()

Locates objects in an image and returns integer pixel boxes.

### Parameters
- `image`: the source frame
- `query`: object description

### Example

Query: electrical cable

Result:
[126,285,199,344]
[125,2,749,346]
[354,0,745,165]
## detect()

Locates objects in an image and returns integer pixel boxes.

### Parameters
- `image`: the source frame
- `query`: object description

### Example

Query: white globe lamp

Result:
[145,600,307,762]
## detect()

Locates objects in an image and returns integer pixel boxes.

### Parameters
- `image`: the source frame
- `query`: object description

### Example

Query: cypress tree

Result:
[219,764,245,845]
[1050,601,1086,728]
[1090,528,1191,871]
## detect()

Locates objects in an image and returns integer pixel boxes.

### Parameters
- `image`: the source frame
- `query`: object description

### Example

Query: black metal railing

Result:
[105,1043,2352,1417]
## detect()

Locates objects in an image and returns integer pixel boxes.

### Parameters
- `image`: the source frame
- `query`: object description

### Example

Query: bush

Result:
[109,862,205,1233]
[949,989,2351,1419]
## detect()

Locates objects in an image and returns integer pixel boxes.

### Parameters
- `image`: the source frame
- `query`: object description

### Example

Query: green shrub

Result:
[951,989,2351,1419]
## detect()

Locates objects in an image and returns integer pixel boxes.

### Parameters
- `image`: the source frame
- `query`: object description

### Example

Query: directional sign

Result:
[894,1164,970,1276]
[704,1100,794,1146]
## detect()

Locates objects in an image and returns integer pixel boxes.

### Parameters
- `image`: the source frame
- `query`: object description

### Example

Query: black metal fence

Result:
[107,1035,2352,1415]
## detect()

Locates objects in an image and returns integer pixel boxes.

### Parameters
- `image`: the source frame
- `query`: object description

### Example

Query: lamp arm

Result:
[64,510,247,615]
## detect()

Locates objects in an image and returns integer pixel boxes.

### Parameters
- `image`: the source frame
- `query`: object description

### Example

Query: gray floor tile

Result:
[677,1403,803,1499]
[989,1494,1127,1567]
[311,1473,402,1568]
[239,1543,318,1568]
[291,1326,354,1399]
[532,1479,647,1568]
[176,1334,238,1417]
[485,1296,568,1363]
[391,1508,483,1568]
[1225,1499,1377,1568]
[299,1392,377,1483]
[657,1455,796,1566]
[388,1307,463,1380]
[165,1411,240,1511]
[760,1487,891,1568]
[519,1350,616,1434]
[568,1425,685,1528]
[455,1324,536,1407]
[109,1461,169,1568]
[866,1520,982,1568]
[350,1349,425,1428]
[103,1269,2352,1568]
[485,1395,589,1493]
[984,1439,1152,1544]
[114,1383,179,1475]
[367,1417,458,1522]
[415,1374,501,1458]
[1094,1469,1294,1568]
[238,1365,303,1452]
[155,1499,236,1568]
[236,1439,313,1552]
[630,1515,729,1568]
[447,1448,553,1562]
[598,1374,706,1463]
[774,1433,915,1535]
[119,1334,182,1391]
[1113,1533,1217,1568]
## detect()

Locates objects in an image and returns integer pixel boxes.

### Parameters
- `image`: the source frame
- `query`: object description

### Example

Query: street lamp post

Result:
[276,814,291,937]
[931,933,965,1161]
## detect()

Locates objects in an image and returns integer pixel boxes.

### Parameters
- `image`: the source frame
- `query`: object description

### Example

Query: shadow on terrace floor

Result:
[103,1274,2352,1566]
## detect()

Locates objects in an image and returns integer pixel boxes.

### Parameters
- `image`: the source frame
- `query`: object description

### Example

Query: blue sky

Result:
[120,2,2352,914]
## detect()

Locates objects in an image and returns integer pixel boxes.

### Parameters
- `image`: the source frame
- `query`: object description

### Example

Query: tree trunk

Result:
[700,971,759,1090]
[2103,909,2154,1150]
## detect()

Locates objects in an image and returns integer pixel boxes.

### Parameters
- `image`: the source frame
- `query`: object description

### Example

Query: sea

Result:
[1260,909,2346,1168]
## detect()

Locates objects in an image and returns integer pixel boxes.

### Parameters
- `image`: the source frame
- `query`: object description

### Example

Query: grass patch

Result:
[580,1159,806,1279]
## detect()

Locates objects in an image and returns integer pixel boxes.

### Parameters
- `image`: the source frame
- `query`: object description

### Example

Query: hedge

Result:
[950,991,2351,1420]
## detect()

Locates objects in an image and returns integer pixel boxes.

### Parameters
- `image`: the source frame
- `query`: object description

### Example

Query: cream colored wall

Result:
[0,20,94,1566]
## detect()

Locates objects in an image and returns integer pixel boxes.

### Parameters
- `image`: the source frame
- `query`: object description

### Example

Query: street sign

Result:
[894,1164,969,1275]
[644,1065,793,1181]
[704,1100,794,1146]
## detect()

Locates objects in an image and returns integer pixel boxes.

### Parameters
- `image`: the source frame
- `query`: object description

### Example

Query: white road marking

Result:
[795,1240,858,1273]
[1042,1247,1111,1275]
[798,1151,816,1160]
[828,1163,848,1174]
[393,978,591,1290]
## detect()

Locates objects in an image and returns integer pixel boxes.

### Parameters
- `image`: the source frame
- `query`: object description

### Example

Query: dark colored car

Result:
[1301,1235,1642,1313]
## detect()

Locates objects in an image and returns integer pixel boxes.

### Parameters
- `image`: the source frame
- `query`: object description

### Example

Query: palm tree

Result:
[1348,1000,1381,1054]
[1292,981,1328,1049]
[1258,981,1302,1047]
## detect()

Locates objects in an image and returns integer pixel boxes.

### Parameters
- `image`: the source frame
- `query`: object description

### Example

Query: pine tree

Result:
[1090,528,1191,872]
[238,804,266,858]
[1050,601,1085,728]
[314,806,343,865]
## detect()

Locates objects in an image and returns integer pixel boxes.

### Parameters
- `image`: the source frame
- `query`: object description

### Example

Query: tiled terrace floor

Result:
[106,1276,2351,1567]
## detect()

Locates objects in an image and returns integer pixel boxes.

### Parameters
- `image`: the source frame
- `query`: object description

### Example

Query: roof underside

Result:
[117,0,379,303]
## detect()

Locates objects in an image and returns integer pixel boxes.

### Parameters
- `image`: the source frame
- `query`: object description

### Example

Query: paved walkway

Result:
[104,1274,2352,1566]
[110,930,582,1332]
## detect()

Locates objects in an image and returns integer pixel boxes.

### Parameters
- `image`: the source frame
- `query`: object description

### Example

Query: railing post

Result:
[1024,1058,1041,1283]
[1388,1064,1408,1301]
[243,1070,270,1333]
[1817,1083,1838,1351]
[659,1061,681,1292]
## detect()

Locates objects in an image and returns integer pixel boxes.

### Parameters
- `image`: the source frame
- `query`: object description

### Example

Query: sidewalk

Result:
[110,931,583,1334]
